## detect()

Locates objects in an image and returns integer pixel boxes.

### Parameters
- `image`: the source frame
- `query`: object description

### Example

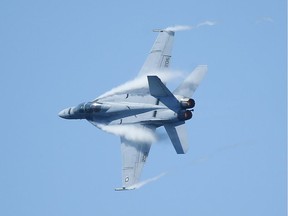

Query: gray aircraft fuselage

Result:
[58,93,194,127]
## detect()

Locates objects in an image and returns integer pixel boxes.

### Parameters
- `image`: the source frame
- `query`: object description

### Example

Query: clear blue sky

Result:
[0,0,286,215]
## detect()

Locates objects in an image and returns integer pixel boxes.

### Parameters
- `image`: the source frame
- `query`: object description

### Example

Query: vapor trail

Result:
[165,21,216,32]
[165,25,192,32]
[97,124,157,143]
[129,172,167,189]
[196,20,217,27]
[98,71,181,99]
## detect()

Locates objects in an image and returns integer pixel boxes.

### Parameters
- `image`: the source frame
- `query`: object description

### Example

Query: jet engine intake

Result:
[178,110,192,121]
[180,98,195,109]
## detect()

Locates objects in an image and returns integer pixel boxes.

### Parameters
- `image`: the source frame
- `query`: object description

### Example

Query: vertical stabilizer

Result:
[173,65,207,98]
[164,122,189,154]
[147,75,179,111]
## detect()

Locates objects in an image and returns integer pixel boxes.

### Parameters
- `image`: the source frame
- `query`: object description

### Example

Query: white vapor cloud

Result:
[165,21,216,32]
[165,25,192,32]
[97,124,157,143]
[196,20,217,27]
[98,71,181,99]
[256,17,274,24]
[129,172,167,189]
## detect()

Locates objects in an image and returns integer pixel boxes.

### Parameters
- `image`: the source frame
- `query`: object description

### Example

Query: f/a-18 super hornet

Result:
[59,28,207,191]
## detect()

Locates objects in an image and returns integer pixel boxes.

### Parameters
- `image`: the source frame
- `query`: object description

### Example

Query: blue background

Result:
[0,0,286,215]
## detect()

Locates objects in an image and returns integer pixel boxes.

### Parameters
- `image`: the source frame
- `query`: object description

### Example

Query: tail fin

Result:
[173,65,207,98]
[164,122,189,154]
[147,76,179,112]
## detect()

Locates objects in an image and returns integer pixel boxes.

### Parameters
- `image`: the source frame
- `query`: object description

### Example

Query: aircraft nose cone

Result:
[58,108,70,119]
[58,109,66,118]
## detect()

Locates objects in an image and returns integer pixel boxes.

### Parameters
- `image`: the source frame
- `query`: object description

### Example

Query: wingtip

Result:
[152,29,163,32]
[152,29,175,35]
[114,187,136,192]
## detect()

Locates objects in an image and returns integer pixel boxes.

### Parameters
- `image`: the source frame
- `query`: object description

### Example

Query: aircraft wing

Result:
[118,126,154,190]
[137,30,175,77]
[95,29,175,100]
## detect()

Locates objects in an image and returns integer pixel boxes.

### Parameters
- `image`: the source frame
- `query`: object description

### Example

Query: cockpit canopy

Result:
[74,102,102,114]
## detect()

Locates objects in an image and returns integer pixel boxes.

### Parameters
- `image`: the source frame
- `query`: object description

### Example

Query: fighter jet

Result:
[59,28,207,191]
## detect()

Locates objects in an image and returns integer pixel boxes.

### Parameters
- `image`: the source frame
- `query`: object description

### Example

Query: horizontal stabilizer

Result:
[173,65,207,98]
[164,122,189,154]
